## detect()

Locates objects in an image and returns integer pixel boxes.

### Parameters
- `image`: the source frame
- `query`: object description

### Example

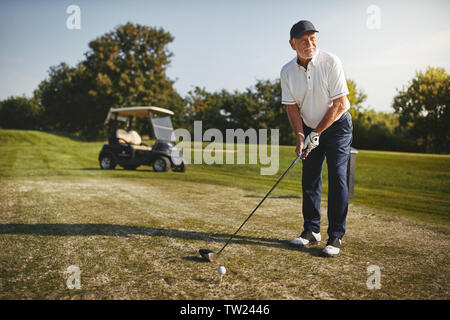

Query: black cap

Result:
[290,20,319,39]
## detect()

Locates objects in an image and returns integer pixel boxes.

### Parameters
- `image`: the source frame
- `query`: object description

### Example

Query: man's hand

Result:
[296,136,312,160]
[304,131,320,151]
[296,138,304,157]
[286,104,310,159]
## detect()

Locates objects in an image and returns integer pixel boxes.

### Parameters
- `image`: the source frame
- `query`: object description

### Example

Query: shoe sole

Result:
[321,253,338,258]
[320,251,340,258]
[289,240,321,248]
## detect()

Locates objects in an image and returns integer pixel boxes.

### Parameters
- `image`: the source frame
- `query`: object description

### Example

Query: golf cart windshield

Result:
[150,116,175,142]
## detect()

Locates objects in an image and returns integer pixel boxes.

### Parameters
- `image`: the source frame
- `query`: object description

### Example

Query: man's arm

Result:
[286,104,305,158]
[314,96,348,134]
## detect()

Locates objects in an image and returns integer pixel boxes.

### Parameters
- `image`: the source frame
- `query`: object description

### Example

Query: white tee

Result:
[280,49,350,129]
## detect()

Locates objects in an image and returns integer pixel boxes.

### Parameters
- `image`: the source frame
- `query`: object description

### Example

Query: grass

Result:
[0,129,449,299]
[1,129,448,226]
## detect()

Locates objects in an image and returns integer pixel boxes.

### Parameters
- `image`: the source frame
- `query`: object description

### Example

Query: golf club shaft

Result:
[216,150,305,256]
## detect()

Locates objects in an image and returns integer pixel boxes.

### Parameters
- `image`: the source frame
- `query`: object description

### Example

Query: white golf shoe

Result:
[289,230,321,247]
[322,238,342,257]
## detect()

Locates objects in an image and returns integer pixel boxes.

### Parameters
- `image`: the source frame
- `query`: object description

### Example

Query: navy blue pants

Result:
[302,112,353,239]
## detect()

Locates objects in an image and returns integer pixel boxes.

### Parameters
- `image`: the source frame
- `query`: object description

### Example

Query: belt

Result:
[302,111,350,131]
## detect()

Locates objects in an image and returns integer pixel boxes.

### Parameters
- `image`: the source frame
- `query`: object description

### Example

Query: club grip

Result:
[294,149,307,164]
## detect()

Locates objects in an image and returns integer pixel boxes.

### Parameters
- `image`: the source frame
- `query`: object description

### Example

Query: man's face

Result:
[289,31,317,60]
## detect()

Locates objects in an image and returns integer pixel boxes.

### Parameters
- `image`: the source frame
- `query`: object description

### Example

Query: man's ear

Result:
[289,39,295,50]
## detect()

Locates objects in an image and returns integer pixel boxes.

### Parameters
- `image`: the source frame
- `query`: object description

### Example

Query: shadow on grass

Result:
[0,223,321,258]
[244,195,301,199]
[47,130,91,142]
[74,168,156,172]
[244,195,329,202]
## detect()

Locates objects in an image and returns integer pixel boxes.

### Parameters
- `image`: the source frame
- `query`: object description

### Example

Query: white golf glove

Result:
[304,131,320,150]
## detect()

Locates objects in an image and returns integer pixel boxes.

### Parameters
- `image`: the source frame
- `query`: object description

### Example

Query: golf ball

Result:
[218,266,226,275]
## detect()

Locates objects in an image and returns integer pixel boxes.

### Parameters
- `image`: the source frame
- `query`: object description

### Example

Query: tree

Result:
[0,96,42,130]
[82,22,184,135]
[35,62,92,135]
[346,79,367,118]
[184,78,371,146]
[392,67,449,153]
[184,87,230,133]
[36,22,185,139]
[184,80,294,144]
[239,79,293,145]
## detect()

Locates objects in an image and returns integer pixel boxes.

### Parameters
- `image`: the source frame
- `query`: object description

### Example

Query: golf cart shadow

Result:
[73,168,172,173]
[0,223,318,257]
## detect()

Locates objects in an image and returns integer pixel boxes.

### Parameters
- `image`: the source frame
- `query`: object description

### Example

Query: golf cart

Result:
[98,106,186,172]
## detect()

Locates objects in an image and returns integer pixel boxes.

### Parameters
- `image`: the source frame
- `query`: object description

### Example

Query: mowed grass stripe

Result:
[0,129,449,226]
[354,187,449,224]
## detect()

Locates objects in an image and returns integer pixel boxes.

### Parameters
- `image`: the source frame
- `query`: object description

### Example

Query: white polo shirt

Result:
[280,49,350,129]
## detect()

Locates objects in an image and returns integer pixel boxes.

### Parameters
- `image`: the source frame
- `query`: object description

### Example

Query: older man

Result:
[280,20,353,257]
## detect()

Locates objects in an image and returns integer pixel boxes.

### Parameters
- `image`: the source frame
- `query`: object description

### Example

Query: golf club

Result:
[199,149,306,262]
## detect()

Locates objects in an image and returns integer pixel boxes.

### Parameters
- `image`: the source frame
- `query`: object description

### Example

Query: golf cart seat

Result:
[116,129,152,151]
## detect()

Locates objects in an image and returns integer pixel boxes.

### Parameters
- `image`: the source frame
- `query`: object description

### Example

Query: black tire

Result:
[153,156,171,172]
[99,154,116,170]
[172,161,187,172]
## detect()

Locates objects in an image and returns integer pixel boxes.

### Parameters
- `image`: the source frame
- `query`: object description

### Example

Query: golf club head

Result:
[199,249,218,262]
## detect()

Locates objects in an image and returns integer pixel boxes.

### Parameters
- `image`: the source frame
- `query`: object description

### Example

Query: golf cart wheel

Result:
[99,154,116,170]
[153,156,171,172]
[172,161,187,172]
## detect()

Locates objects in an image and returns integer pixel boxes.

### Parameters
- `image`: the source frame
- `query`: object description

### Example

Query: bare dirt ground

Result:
[0,177,448,299]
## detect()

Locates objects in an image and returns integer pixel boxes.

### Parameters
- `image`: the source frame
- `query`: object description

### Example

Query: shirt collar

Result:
[310,48,320,66]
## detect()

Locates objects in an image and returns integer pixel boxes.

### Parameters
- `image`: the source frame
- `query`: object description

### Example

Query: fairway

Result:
[0,129,449,299]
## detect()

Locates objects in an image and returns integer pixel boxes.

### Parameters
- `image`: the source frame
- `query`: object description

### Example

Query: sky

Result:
[0,0,449,112]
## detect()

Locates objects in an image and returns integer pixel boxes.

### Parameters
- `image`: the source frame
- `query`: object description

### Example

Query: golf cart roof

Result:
[104,106,174,124]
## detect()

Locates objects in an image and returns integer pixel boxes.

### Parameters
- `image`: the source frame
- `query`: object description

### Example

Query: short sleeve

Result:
[328,57,349,100]
[280,71,296,105]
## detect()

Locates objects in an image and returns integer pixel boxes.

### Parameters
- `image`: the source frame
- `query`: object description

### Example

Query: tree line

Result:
[0,22,448,153]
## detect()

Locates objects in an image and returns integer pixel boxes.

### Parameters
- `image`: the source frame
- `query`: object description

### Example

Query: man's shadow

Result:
[0,223,323,259]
